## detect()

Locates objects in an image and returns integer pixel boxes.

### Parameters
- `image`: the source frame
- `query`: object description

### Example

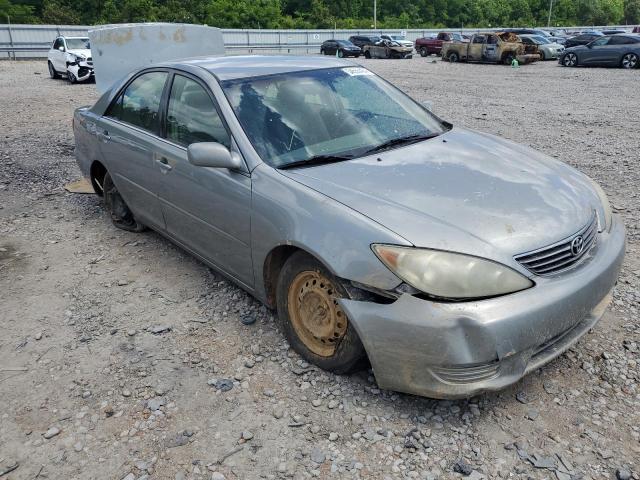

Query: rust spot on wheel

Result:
[288,270,347,357]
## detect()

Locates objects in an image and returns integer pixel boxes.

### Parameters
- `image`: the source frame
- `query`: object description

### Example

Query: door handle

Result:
[156,156,173,172]
[97,129,111,142]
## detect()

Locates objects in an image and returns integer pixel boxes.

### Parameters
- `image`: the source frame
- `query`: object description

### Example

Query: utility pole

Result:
[374,0,377,29]
[547,0,553,27]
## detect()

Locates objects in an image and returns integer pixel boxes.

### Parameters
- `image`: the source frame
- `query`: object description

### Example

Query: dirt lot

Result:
[0,58,638,480]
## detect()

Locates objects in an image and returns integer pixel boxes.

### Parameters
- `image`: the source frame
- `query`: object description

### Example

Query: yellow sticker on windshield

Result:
[342,67,373,76]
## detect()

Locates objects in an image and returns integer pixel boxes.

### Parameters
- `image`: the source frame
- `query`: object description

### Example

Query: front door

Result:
[52,37,66,71]
[583,36,611,64]
[468,35,485,61]
[98,70,169,230]
[155,73,253,287]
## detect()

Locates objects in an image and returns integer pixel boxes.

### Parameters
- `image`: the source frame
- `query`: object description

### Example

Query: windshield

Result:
[222,67,447,168]
[390,35,406,40]
[66,38,90,49]
[530,36,550,44]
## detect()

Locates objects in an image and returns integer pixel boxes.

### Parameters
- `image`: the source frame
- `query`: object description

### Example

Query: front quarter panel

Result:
[251,164,407,303]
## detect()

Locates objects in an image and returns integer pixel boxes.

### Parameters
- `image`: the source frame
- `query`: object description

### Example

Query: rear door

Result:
[482,34,499,62]
[98,70,169,230]
[154,72,253,286]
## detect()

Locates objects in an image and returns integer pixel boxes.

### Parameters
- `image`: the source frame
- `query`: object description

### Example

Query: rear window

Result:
[107,71,168,134]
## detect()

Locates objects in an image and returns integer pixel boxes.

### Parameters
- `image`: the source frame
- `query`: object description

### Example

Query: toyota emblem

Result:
[570,235,585,256]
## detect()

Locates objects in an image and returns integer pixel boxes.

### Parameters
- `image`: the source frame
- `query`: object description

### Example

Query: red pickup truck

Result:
[415,32,468,56]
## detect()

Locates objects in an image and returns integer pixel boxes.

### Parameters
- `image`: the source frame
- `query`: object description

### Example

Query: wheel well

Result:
[263,245,302,309]
[90,161,107,196]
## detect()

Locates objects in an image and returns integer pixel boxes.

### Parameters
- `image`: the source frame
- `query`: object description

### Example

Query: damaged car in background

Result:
[363,39,413,58]
[73,54,625,399]
[47,36,94,83]
[442,32,539,64]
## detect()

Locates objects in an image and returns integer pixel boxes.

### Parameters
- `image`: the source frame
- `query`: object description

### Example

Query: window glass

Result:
[609,36,635,45]
[473,35,486,44]
[108,71,167,134]
[166,75,230,148]
[53,38,63,49]
[591,37,610,46]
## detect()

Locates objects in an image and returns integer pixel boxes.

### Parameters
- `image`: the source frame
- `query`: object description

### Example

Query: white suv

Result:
[47,36,94,83]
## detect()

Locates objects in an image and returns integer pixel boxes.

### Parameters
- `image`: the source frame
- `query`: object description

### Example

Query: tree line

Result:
[2,0,639,29]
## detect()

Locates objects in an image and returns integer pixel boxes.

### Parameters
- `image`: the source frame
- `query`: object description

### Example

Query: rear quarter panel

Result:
[73,107,102,179]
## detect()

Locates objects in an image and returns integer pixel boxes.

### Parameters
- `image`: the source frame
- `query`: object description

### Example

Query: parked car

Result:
[73,55,624,399]
[559,34,640,69]
[633,26,640,33]
[503,28,555,41]
[415,32,467,57]
[380,34,414,48]
[363,39,413,59]
[47,36,94,83]
[563,32,604,48]
[519,34,565,60]
[602,29,626,35]
[348,35,382,49]
[320,39,361,58]
[442,32,539,65]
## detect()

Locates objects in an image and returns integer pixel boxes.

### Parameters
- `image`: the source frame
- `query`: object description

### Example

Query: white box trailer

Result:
[88,23,225,94]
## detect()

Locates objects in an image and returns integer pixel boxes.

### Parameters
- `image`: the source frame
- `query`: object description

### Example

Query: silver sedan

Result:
[73,56,625,398]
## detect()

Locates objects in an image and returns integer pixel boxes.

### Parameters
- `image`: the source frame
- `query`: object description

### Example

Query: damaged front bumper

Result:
[340,216,625,399]
[67,60,94,82]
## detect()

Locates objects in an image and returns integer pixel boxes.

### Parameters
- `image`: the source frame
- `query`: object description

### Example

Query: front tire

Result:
[67,70,77,84]
[539,50,545,61]
[419,47,428,57]
[103,172,146,232]
[621,53,638,69]
[276,252,365,374]
[48,61,60,79]
[563,53,578,67]
[364,51,371,59]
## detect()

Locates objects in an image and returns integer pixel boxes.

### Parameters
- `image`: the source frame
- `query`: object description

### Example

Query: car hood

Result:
[67,48,91,58]
[279,128,603,264]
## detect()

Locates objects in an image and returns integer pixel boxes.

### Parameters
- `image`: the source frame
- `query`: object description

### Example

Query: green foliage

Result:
[2,0,635,27]
[1,0,37,22]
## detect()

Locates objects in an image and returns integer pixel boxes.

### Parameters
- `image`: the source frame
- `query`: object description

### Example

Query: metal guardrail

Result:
[1,23,636,59]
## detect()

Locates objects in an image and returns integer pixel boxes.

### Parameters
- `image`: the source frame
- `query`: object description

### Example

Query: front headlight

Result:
[588,178,612,231]
[372,245,533,299]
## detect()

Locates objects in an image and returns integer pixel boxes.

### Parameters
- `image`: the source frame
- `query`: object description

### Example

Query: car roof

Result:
[167,55,356,81]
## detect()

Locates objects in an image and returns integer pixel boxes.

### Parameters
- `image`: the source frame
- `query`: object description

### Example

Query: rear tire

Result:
[503,53,515,65]
[103,172,146,232]
[621,53,638,69]
[48,61,60,79]
[448,52,459,63]
[276,252,365,374]
[338,49,344,58]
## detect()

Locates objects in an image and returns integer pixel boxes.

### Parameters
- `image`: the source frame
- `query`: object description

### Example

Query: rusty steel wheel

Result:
[287,270,348,357]
[276,251,365,374]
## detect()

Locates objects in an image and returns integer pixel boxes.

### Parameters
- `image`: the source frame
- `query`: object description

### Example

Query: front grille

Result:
[515,213,598,276]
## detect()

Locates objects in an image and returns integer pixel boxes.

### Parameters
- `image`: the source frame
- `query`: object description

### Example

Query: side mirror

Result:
[58,46,65,52]
[187,142,244,170]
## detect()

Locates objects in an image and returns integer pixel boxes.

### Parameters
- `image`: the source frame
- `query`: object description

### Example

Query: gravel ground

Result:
[0,58,638,480]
